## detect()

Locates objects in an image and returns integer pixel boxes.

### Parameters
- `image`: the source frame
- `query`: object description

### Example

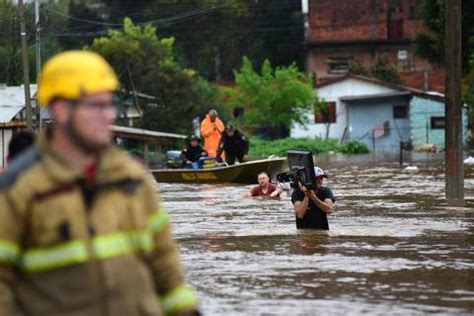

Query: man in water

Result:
[245,172,282,198]
[291,167,335,230]
[217,124,249,165]
[200,109,225,157]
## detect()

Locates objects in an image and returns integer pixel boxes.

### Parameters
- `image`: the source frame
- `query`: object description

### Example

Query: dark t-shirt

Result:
[291,187,335,230]
[250,183,280,197]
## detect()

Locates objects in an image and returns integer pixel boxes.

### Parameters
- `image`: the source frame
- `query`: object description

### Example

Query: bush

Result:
[248,137,370,157]
[339,140,371,154]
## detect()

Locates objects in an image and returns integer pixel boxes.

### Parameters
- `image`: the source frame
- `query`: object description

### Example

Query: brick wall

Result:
[400,68,446,93]
[308,0,423,42]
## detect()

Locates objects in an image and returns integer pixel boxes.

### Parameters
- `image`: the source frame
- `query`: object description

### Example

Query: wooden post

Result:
[426,121,429,143]
[399,141,403,166]
[35,0,42,131]
[18,0,33,130]
[445,0,464,206]
[372,129,375,151]
[144,142,149,168]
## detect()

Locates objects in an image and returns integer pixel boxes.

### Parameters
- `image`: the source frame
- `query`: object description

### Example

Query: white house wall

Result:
[410,96,468,150]
[1,129,13,169]
[291,78,397,140]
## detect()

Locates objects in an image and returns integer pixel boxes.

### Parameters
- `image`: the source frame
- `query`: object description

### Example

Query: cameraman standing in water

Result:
[292,167,335,230]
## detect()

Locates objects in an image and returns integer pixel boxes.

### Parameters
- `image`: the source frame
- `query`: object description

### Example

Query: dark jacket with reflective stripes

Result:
[0,136,197,316]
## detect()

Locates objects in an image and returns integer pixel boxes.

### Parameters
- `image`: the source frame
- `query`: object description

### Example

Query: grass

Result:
[248,137,370,157]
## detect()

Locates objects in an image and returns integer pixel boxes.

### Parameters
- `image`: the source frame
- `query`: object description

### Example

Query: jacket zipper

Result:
[81,186,110,316]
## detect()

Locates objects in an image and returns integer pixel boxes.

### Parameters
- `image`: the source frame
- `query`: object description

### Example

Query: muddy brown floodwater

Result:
[157,154,473,315]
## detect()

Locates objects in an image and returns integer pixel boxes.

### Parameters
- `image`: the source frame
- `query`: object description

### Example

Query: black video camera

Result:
[276,150,317,189]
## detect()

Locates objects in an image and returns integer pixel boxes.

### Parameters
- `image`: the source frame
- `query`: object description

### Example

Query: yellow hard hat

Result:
[38,50,119,106]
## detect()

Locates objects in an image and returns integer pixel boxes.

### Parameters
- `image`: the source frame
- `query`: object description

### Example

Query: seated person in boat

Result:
[181,135,207,168]
[245,172,282,198]
[217,124,249,165]
[291,167,335,230]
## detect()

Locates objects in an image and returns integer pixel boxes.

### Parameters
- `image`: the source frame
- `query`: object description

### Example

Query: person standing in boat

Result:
[200,109,225,158]
[245,171,282,198]
[217,124,249,165]
[291,167,335,230]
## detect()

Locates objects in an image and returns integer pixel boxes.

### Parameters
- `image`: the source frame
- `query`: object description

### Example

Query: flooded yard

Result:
[158,155,473,315]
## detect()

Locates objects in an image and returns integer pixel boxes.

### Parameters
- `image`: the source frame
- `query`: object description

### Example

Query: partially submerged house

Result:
[304,0,445,92]
[291,75,468,151]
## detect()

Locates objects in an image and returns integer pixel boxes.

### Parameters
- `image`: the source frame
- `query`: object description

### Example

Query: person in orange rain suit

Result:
[200,109,225,158]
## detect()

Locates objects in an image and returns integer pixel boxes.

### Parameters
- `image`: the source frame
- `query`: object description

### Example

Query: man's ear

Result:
[50,99,71,125]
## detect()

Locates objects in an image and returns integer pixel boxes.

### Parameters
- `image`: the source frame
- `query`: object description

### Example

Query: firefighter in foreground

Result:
[0,51,199,316]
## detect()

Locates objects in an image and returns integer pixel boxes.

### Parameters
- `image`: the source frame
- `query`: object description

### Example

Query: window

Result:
[388,0,402,13]
[326,57,354,75]
[430,117,445,129]
[387,19,403,39]
[409,5,419,20]
[315,102,336,124]
[393,105,408,119]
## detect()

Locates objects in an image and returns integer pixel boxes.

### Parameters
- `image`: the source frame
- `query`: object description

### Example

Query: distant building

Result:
[305,0,444,92]
[291,75,468,151]
[0,84,37,168]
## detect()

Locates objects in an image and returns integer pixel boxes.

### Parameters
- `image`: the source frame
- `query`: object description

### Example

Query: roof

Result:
[340,91,412,102]
[0,85,38,123]
[316,74,445,102]
[111,125,186,145]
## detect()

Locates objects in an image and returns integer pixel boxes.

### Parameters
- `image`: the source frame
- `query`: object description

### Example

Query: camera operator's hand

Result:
[298,182,317,200]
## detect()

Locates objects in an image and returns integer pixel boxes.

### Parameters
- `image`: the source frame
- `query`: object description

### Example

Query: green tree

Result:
[348,60,370,77]
[88,18,217,133]
[225,57,315,139]
[347,58,401,84]
[0,1,63,85]
[370,57,401,84]
[58,1,107,50]
[414,0,474,74]
[153,0,304,81]
[314,100,333,140]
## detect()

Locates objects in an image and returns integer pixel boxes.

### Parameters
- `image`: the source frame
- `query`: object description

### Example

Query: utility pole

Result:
[18,0,33,129]
[445,0,464,206]
[35,0,42,131]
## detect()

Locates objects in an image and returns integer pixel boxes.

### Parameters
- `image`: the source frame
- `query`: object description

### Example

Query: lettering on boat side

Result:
[182,173,196,180]
[181,172,218,180]
[197,172,218,180]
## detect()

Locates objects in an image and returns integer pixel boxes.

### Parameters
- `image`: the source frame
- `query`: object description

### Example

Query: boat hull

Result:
[151,158,285,184]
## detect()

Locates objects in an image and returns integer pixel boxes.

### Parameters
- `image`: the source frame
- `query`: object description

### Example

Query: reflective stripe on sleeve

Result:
[161,284,199,315]
[134,208,171,253]
[0,239,20,265]
[147,208,170,234]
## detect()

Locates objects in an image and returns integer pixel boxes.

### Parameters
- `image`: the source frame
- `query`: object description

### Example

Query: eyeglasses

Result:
[73,96,120,113]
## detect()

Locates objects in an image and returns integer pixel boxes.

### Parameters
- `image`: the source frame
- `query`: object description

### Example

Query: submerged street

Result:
[158,156,473,315]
